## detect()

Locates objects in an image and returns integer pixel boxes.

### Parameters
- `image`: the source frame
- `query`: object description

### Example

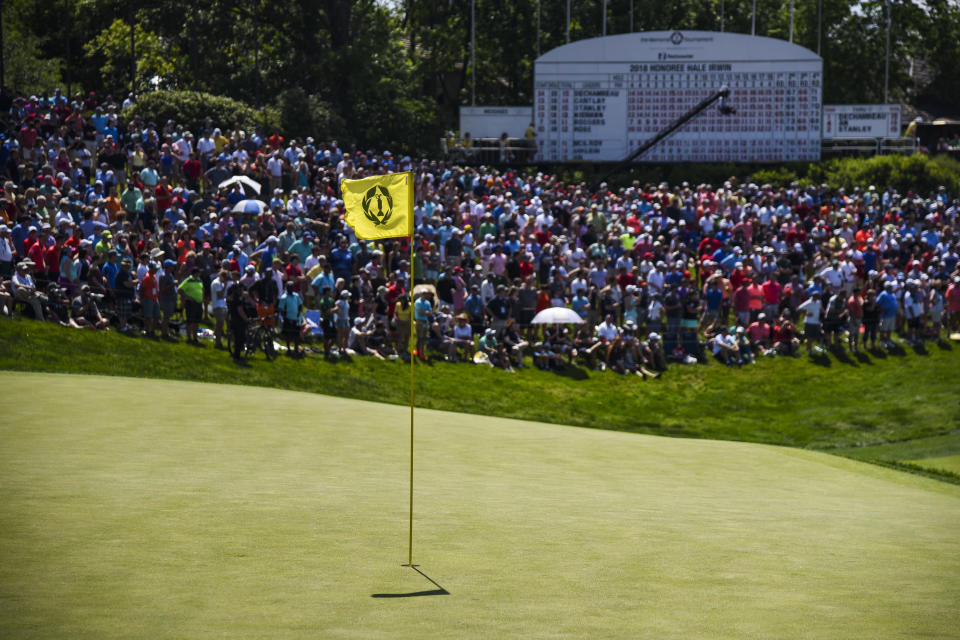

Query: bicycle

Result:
[227,315,279,361]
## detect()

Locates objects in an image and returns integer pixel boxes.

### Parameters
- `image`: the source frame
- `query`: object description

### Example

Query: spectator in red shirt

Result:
[761,273,782,319]
[140,262,160,337]
[27,229,48,274]
[182,152,202,191]
[285,255,303,292]
[946,276,960,332]
[747,313,773,353]
[155,177,173,213]
[733,280,751,326]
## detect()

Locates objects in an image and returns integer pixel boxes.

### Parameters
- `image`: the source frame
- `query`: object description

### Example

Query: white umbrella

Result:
[218,175,262,195]
[232,199,267,215]
[531,306,584,324]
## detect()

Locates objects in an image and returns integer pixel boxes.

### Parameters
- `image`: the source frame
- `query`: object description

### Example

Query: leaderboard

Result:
[534,31,823,163]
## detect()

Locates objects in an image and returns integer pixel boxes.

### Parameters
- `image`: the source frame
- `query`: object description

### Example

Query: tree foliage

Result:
[3,0,959,152]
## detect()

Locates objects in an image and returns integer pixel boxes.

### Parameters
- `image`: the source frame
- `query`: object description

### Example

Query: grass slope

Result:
[2,317,960,453]
[1,372,959,639]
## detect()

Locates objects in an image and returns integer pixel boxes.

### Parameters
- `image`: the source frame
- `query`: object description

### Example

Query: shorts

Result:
[159,298,176,317]
[213,307,226,324]
[142,298,160,319]
[737,311,751,325]
[822,318,840,334]
[415,319,429,336]
[879,316,895,332]
[282,318,300,338]
[518,308,535,325]
[848,318,862,335]
[336,318,351,330]
[184,298,203,323]
[115,296,132,320]
[907,317,921,330]
[804,323,821,340]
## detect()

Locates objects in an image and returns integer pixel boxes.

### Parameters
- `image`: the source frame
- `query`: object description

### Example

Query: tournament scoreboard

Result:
[534,31,823,163]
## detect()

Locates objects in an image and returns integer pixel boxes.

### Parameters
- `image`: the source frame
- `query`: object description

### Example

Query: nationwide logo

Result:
[670,31,684,45]
[362,184,393,226]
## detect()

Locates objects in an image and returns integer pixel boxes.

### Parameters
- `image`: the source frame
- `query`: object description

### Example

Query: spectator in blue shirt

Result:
[876,281,899,348]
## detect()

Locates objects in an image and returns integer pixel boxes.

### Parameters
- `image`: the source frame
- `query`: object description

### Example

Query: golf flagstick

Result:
[404,243,416,568]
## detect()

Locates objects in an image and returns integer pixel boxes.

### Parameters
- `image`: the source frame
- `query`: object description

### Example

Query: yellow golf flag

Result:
[342,171,414,240]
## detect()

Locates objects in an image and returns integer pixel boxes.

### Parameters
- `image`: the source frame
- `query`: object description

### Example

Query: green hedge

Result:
[807,154,960,195]
[128,90,279,136]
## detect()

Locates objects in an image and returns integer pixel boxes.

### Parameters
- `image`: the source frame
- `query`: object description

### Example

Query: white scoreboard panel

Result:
[534,31,823,163]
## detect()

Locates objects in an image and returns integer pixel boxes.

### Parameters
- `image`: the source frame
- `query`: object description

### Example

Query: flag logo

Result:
[342,171,413,240]
[362,185,394,226]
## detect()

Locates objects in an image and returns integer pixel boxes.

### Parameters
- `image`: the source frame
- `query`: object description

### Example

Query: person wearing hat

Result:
[209,269,231,348]
[0,224,14,278]
[333,288,352,356]
[876,281,899,348]
[71,284,110,330]
[178,266,205,343]
[710,325,742,366]
[114,256,137,332]
[250,263,280,327]
[797,290,824,355]
[158,259,179,339]
[946,276,960,334]
[413,289,433,360]
[478,326,511,370]
[95,230,113,256]
[139,262,161,337]
[12,260,44,320]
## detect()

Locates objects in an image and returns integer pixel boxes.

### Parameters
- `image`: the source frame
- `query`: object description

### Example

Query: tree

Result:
[83,18,183,97]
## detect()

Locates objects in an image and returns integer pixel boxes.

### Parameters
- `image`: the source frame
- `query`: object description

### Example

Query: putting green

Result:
[1,372,958,639]
[907,454,960,475]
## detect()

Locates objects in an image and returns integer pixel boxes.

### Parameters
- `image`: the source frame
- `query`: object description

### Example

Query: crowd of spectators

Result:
[1,89,959,374]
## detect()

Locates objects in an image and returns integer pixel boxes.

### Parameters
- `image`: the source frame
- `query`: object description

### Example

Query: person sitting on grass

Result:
[478,327,512,371]
[70,284,110,330]
[711,327,742,366]
[498,317,528,369]
[747,312,774,356]
[772,314,799,356]
[348,315,385,359]
[571,323,602,370]
[449,313,475,362]
[533,331,564,371]
[621,325,661,379]
[642,331,668,372]
[44,282,79,328]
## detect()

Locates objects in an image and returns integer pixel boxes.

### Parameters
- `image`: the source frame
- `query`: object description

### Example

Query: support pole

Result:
[471,0,476,106]
[407,245,415,567]
[884,0,891,104]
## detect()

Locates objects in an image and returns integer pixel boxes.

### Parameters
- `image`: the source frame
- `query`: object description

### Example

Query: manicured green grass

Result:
[1,372,958,639]
[2,317,959,454]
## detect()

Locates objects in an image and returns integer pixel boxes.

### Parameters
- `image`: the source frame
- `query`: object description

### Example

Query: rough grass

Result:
[1,372,959,639]
[2,317,959,455]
